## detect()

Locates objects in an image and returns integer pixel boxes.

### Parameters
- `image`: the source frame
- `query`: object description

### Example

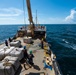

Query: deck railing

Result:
[53,60,63,75]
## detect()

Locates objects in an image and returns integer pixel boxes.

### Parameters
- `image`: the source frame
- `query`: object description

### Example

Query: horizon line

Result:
[0,24,76,25]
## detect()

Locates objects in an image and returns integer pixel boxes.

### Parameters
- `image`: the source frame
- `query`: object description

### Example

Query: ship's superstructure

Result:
[18,0,46,39]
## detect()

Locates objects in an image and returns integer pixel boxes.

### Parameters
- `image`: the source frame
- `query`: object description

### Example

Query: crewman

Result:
[28,50,34,67]
[5,40,8,46]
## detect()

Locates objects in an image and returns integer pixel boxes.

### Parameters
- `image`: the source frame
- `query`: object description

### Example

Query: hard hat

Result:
[29,50,32,54]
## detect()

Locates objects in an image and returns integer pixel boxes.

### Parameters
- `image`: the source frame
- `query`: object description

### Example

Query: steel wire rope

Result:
[23,0,26,25]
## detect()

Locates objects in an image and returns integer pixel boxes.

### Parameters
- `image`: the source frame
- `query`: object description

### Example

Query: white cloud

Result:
[0,8,23,17]
[0,8,76,24]
[65,9,76,23]
[0,18,16,20]
[0,18,24,25]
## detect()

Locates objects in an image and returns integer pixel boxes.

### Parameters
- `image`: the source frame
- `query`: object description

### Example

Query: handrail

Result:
[47,45,63,75]
[53,60,63,75]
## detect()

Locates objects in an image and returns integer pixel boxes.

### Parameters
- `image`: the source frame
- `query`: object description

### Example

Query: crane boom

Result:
[26,0,35,37]
[26,0,34,24]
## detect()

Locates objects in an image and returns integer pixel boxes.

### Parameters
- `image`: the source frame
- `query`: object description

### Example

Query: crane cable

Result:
[23,0,26,25]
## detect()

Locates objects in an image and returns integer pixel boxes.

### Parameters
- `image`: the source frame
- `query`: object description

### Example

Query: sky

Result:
[0,0,76,24]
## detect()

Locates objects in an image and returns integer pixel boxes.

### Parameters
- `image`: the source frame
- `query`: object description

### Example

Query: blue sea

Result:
[0,24,76,75]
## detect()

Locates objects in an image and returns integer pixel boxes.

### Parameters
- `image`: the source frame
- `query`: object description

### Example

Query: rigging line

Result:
[36,10,37,25]
[23,0,26,25]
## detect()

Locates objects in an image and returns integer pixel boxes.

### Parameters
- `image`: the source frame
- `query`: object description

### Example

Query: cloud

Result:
[0,18,24,24]
[0,18,16,20]
[0,8,23,17]
[65,9,76,23]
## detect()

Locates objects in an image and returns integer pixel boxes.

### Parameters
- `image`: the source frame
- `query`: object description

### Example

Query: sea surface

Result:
[0,24,76,75]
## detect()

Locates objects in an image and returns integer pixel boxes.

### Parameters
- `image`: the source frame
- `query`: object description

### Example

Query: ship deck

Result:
[15,37,55,75]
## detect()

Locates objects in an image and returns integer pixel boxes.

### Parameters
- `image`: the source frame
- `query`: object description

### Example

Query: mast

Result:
[36,10,37,25]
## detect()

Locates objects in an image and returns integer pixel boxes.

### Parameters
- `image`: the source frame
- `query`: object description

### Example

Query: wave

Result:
[48,36,76,51]
[71,44,76,50]
[62,39,69,44]
[59,40,76,51]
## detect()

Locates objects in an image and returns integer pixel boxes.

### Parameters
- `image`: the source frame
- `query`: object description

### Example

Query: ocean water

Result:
[0,24,76,75]
[0,25,22,43]
[46,24,76,75]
